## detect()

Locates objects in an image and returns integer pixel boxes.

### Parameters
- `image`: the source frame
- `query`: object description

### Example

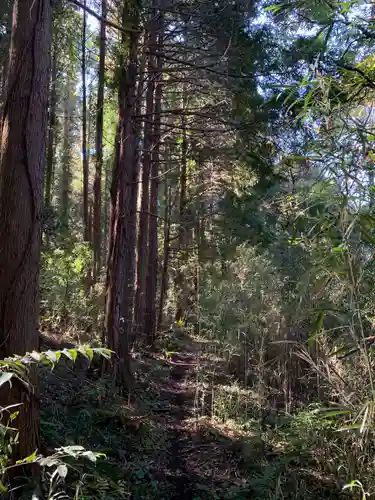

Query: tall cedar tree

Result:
[93,0,106,279]
[145,8,164,344]
[104,3,139,387]
[82,0,90,241]
[0,0,52,458]
[134,4,157,335]
[175,90,188,323]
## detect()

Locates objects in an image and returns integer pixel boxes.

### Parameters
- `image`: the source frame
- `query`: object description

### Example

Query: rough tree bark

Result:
[134,6,157,334]
[120,26,141,349]
[93,0,106,279]
[0,0,52,459]
[145,8,164,344]
[0,4,11,137]
[121,37,145,348]
[82,0,90,241]
[104,4,139,388]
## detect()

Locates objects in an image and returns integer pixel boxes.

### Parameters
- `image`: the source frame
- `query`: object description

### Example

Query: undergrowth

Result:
[1,330,369,499]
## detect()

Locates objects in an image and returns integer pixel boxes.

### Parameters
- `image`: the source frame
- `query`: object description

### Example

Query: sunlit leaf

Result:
[0,372,13,389]
[57,464,68,478]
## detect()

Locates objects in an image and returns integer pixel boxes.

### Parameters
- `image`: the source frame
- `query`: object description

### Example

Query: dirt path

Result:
[40,333,344,499]
[41,334,245,499]
[136,338,248,500]
[164,353,198,499]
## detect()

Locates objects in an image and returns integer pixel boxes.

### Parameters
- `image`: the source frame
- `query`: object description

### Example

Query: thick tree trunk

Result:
[0,14,11,136]
[82,0,90,242]
[45,48,57,209]
[0,0,52,460]
[134,45,146,167]
[145,11,164,344]
[120,28,140,349]
[134,8,157,335]
[104,5,139,388]
[93,0,106,279]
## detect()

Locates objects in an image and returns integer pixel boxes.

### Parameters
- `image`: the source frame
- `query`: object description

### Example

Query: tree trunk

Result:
[134,44,146,168]
[120,27,141,350]
[45,48,57,209]
[134,7,157,335]
[193,178,204,336]
[104,4,139,389]
[145,10,164,344]
[60,80,74,234]
[93,0,106,279]
[0,15,10,137]
[82,0,90,242]
[157,180,171,331]
[175,92,188,323]
[103,157,110,259]
[0,0,52,460]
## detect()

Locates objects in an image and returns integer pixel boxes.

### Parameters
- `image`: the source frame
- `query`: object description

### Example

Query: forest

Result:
[2,0,375,498]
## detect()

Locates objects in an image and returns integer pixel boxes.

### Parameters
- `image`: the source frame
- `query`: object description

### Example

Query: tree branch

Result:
[68,0,141,35]
[336,61,375,89]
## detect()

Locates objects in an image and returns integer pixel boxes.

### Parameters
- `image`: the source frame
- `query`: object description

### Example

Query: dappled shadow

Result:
[38,330,344,499]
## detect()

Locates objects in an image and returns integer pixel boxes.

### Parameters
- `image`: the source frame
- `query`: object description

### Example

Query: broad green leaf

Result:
[39,457,60,468]
[17,450,38,465]
[62,349,74,361]
[57,464,68,478]
[82,450,97,462]
[45,350,58,364]
[0,372,13,388]
[84,348,93,361]
[67,349,78,362]
[58,445,85,455]
[29,351,41,362]
[96,348,112,360]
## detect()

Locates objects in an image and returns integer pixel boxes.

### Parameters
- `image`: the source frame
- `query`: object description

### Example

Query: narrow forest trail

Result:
[40,331,343,499]
[133,334,248,499]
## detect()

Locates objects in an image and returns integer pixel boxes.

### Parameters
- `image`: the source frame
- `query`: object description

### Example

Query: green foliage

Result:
[200,244,284,346]
[0,347,112,497]
[40,241,103,339]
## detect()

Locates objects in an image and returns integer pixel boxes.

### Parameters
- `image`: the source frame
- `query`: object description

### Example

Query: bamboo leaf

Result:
[57,464,68,478]
[0,372,13,389]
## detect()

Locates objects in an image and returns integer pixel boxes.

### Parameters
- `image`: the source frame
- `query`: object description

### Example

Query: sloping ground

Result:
[39,331,344,499]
